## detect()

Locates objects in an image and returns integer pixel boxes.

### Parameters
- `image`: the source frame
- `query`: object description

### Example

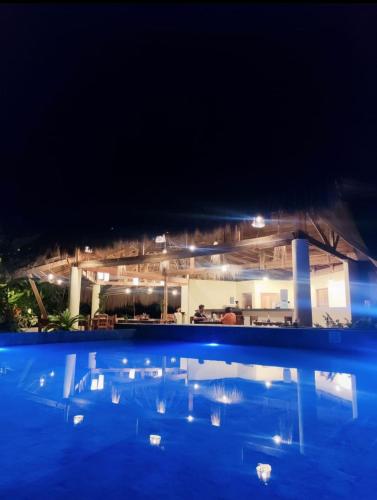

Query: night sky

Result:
[0,5,376,257]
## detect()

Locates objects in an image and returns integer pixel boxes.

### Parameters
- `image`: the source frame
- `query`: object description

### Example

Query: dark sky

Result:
[0,4,376,255]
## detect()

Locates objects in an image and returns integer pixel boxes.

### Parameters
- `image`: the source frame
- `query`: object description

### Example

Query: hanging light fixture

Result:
[252,215,265,228]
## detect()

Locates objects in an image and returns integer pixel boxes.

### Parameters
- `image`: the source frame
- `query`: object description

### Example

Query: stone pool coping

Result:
[1,324,377,354]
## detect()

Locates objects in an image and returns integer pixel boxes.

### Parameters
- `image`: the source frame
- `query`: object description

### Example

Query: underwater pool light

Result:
[256,463,271,484]
[149,434,161,446]
[272,435,282,445]
[73,415,84,426]
[187,415,194,422]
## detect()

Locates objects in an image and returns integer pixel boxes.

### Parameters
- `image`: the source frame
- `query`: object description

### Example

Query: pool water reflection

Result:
[0,341,377,499]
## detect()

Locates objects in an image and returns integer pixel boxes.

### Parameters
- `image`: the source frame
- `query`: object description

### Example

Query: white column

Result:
[181,285,189,324]
[68,266,82,321]
[91,283,101,318]
[292,238,312,326]
[343,260,364,323]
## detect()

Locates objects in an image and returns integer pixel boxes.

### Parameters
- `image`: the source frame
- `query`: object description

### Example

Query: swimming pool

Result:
[0,340,376,499]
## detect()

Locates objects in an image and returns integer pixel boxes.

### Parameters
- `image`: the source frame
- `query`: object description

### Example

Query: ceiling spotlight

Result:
[57,279,63,285]
[213,241,219,246]
[252,215,265,228]
[172,289,178,296]
[221,265,228,272]
[189,244,196,252]
[47,273,54,281]
[147,287,153,294]
[162,248,167,254]
[125,288,131,294]
[132,277,139,285]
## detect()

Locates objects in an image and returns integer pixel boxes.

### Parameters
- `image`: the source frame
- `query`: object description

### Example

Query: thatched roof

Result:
[13,205,375,295]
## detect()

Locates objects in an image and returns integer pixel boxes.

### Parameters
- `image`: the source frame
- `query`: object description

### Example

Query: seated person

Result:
[221,307,237,325]
[194,304,207,323]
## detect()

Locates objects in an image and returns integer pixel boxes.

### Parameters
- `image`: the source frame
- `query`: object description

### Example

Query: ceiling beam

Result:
[78,232,294,269]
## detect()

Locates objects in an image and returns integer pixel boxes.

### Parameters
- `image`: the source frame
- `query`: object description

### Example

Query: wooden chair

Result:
[94,314,109,330]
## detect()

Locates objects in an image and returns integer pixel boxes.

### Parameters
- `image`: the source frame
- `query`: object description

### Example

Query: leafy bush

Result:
[44,309,84,332]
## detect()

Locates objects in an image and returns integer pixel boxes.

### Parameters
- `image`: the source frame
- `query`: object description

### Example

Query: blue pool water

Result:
[0,340,377,499]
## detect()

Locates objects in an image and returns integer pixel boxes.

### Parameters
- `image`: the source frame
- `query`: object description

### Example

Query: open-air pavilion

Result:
[14,203,377,328]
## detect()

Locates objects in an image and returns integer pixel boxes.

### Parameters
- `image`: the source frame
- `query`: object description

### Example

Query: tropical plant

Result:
[44,309,84,332]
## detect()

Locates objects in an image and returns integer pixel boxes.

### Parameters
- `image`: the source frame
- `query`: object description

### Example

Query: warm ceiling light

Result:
[57,279,62,285]
[221,265,228,272]
[189,244,196,252]
[160,280,165,286]
[125,288,131,294]
[147,287,153,294]
[162,248,167,254]
[132,277,139,285]
[252,215,265,228]
[172,289,178,296]
[213,241,218,246]
[47,273,54,281]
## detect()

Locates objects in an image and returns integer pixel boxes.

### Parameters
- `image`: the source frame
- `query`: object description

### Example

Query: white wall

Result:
[311,266,351,326]
[187,264,352,326]
[187,279,237,317]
